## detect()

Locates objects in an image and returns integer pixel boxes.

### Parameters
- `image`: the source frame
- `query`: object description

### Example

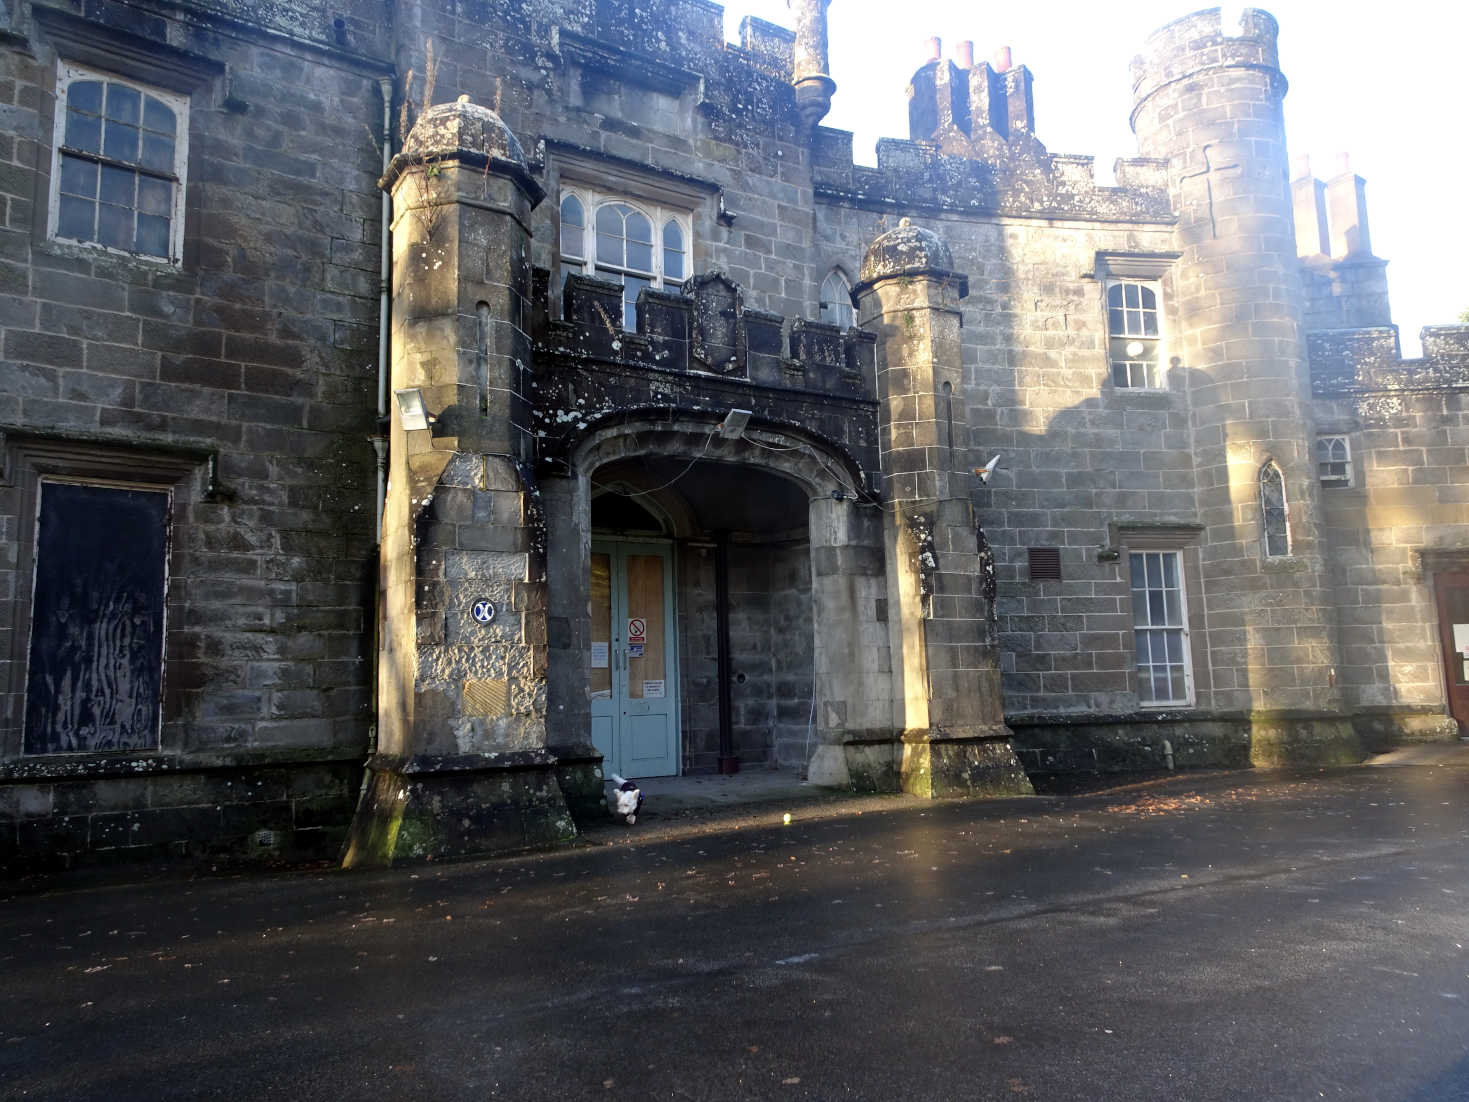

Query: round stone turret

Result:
[855,218,967,296]
[382,94,543,202]
[1127,8,1355,760]
[1130,8,1283,131]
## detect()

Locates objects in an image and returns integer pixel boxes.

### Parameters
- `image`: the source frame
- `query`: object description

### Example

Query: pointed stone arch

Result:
[1259,459,1290,557]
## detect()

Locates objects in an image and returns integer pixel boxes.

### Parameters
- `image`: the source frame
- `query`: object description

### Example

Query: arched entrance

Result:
[541,416,890,786]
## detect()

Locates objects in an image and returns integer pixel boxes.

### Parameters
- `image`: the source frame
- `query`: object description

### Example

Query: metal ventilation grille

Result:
[1028,546,1062,581]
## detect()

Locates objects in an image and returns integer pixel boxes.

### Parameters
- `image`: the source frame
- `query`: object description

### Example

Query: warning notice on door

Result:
[627,618,646,644]
[643,680,665,699]
[590,642,609,669]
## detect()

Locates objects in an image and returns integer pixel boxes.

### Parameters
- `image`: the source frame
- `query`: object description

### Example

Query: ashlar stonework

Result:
[1,1,1465,870]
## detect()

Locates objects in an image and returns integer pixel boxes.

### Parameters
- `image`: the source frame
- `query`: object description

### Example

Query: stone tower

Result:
[1130,9,1358,764]
[853,220,1032,797]
[342,98,575,866]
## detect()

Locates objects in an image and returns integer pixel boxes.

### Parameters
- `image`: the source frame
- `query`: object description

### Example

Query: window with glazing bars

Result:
[1316,436,1351,486]
[1129,549,1192,706]
[1107,281,1162,388]
[819,268,855,329]
[559,187,689,330]
[50,63,188,262]
[1259,462,1290,556]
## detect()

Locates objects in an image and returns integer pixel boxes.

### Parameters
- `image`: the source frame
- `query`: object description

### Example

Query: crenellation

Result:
[3,0,1467,871]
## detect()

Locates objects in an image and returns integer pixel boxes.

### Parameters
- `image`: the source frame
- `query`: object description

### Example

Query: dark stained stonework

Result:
[1,0,1465,871]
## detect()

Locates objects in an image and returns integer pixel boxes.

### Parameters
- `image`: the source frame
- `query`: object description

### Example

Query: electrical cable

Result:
[590,426,717,498]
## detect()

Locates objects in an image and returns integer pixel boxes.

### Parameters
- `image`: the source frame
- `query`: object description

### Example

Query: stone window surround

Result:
[1095,251,1179,392]
[1259,461,1292,557]
[1316,433,1352,487]
[819,267,856,330]
[48,61,190,265]
[546,146,714,324]
[0,434,209,762]
[1111,523,1209,710]
[28,6,221,269]
[558,184,690,329]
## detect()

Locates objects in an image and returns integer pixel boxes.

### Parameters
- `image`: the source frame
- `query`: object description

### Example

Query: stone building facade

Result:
[0,0,1464,870]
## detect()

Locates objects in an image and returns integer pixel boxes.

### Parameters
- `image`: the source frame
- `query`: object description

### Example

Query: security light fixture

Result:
[720,408,752,439]
[394,387,433,431]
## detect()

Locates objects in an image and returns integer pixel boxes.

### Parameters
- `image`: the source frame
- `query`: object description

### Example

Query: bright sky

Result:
[723,1,1467,356]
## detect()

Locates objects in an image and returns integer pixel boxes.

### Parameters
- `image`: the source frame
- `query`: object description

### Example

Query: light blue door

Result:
[589,542,679,778]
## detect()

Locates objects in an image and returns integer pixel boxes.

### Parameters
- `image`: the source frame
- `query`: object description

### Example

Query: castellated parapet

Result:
[814,37,1172,221]
[530,270,881,485]
[1310,326,1469,396]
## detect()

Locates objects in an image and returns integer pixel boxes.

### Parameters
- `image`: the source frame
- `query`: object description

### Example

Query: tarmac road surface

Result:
[2,761,1467,1100]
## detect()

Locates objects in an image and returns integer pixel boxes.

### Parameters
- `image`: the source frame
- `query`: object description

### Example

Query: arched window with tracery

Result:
[819,268,854,330]
[558,185,691,329]
[1259,462,1290,557]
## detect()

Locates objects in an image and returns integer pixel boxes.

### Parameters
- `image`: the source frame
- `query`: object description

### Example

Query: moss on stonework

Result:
[393,815,440,859]
[1249,716,1362,768]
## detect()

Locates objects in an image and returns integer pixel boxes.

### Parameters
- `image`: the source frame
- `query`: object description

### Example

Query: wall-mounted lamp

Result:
[394,387,434,431]
[720,408,752,439]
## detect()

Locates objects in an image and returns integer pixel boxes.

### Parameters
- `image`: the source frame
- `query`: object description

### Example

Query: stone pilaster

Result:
[342,98,574,867]
[854,220,1032,797]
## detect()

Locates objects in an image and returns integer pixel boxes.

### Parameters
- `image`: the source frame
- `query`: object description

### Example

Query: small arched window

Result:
[662,220,685,285]
[1259,462,1290,557]
[819,268,855,330]
[559,194,585,270]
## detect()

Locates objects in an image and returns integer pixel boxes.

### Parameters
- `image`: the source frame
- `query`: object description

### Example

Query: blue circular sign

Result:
[471,599,495,624]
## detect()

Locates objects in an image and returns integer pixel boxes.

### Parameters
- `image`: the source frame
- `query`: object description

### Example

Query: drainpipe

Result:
[366,75,393,762]
[715,532,738,774]
[373,75,394,539]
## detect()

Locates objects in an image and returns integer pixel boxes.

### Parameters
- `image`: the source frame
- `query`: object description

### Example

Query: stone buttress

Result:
[1130,10,1359,765]
[342,98,574,866]
[853,220,1032,797]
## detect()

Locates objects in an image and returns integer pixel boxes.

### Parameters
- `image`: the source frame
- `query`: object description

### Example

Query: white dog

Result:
[607,774,643,825]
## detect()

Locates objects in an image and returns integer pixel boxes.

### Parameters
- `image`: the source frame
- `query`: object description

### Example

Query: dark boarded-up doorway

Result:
[23,480,169,755]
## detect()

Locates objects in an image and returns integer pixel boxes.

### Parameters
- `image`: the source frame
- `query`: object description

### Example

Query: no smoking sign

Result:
[627,618,646,643]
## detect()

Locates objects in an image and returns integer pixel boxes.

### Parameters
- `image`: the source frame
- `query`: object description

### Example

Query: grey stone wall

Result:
[814,201,1188,718]
[0,0,388,867]
[677,542,813,773]
[1311,324,1469,742]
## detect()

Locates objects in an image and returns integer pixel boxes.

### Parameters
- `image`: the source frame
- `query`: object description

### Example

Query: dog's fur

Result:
[607,774,643,825]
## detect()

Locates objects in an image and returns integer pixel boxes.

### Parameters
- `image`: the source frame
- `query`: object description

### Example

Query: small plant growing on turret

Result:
[364,40,447,241]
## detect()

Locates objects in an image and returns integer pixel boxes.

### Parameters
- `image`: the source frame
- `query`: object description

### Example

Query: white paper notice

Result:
[1455,624,1469,657]
[590,642,609,668]
[643,679,666,699]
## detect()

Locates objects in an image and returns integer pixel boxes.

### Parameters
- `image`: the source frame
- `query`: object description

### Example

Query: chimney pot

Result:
[955,41,974,69]
[924,36,942,63]
[993,45,1012,72]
